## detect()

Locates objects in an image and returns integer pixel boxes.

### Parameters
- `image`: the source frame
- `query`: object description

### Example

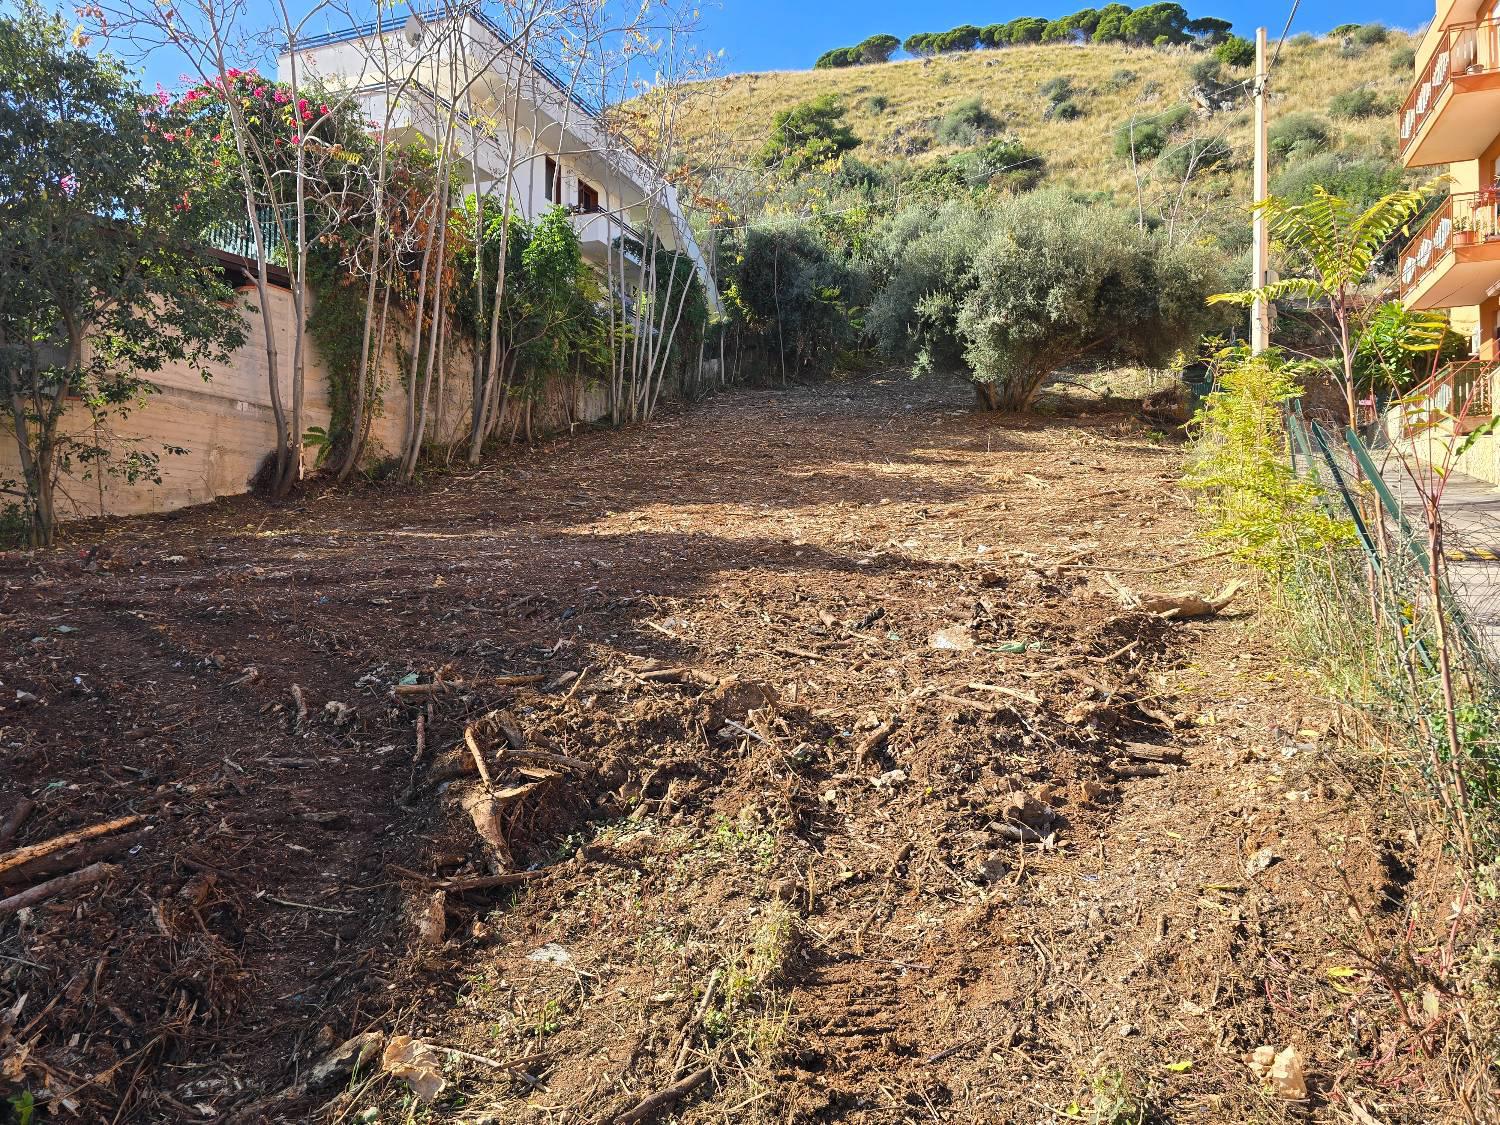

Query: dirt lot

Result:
[0,376,1464,1123]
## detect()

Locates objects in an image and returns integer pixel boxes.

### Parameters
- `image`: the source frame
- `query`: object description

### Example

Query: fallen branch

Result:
[854,719,895,765]
[0,815,143,879]
[0,862,118,917]
[965,683,1043,707]
[1,827,151,886]
[615,1066,713,1124]
[0,798,35,850]
[494,673,547,686]
[394,681,460,699]
[464,727,494,788]
[388,865,542,893]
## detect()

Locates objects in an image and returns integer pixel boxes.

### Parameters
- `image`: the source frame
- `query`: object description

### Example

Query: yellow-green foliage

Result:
[1186,348,1355,574]
[680,35,1415,204]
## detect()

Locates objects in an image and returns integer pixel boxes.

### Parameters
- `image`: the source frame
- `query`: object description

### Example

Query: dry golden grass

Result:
[680,33,1418,201]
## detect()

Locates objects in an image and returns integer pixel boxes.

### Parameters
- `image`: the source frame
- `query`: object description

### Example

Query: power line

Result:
[1268,0,1304,74]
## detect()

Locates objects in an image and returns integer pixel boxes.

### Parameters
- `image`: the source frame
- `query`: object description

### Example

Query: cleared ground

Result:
[1,376,1451,1122]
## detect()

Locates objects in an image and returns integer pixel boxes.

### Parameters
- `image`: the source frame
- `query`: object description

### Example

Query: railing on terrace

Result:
[1398,191,1500,297]
[1400,17,1500,158]
[205,204,299,265]
[1406,359,1497,437]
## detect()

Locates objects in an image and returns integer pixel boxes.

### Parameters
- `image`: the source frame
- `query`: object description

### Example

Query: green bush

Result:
[1114,105,1191,161]
[1267,112,1332,162]
[759,94,860,176]
[1185,347,1353,575]
[956,190,1228,409]
[936,96,1001,146]
[948,136,1046,190]
[1040,75,1075,103]
[1046,99,1083,121]
[1106,68,1138,89]
[1353,22,1389,46]
[1330,86,1394,119]
[1160,136,1231,180]
[1188,56,1224,86]
[1215,35,1256,67]
[1390,45,1416,72]
[862,93,890,115]
[1270,152,1406,214]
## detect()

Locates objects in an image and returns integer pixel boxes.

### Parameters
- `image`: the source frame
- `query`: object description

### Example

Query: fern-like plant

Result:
[1210,181,1447,430]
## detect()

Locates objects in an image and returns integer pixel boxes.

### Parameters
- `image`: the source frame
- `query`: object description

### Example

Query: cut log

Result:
[1137,580,1246,619]
[1,827,151,887]
[0,816,143,879]
[0,862,119,917]
[0,798,34,850]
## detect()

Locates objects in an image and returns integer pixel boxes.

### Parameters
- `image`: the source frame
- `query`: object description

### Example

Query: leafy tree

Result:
[857,34,901,63]
[1186,16,1232,42]
[759,95,860,176]
[0,3,244,543]
[1091,4,1136,43]
[1355,301,1468,395]
[727,216,862,381]
[1005,17,1051,43]
[1214,34,1256,67]
[958,191,1226,409]
[814,46,859,68]
[1267,112,1331,162]
[904,32,936,55]
[1210,182,1441,428]
[1123,3,1192,45]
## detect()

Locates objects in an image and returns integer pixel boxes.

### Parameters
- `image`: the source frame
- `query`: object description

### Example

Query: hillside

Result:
[679,33,1418,204]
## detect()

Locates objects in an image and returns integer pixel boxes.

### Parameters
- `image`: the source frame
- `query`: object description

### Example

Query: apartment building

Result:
[1397,0,1500,480]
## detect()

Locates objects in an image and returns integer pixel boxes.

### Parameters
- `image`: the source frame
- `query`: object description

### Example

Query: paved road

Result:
[1381,466,1500,661]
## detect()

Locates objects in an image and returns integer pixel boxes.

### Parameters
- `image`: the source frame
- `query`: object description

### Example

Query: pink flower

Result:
[59,173,78,197]
[301,110,312,122]
[297,97,308,112]
[227,67,241,78]
[319,103,328,115]
[154,82,170,108]
[163,131,176,141]
[273,91,289,104]
[253,86,265,98]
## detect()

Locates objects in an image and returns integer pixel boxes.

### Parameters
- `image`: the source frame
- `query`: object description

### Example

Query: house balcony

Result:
[569,209,645,270]
[1399,17,1500,167]
[1405,358,1497,436]
[1399,191,1500,310]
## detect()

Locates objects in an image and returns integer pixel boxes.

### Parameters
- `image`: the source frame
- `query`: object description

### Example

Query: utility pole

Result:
[1251,25,1272,354]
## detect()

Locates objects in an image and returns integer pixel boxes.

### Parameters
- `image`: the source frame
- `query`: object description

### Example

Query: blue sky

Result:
[35,0,1429,89]
[697,0,1427,74]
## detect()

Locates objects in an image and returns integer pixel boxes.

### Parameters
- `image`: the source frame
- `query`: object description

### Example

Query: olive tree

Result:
[0,4,243,544]
[956,192,1227,410]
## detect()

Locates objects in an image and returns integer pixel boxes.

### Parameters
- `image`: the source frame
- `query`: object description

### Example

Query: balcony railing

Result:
[1398,191,1500,297]
[205,204,298,265]
[1400,18,1500,158]
[1407,359,1497,437]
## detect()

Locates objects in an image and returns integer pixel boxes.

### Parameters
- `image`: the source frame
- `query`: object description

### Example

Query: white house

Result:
[279,8,722,313]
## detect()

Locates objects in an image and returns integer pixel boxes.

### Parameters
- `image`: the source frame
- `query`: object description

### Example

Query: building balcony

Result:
[1406,358,1497,435]
[1400,18,1500,167]
[569,209,645,268]
[1399,191,1500,309]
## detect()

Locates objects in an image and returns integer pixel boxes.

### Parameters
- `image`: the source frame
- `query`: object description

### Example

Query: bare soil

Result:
[0,375,1471,1123]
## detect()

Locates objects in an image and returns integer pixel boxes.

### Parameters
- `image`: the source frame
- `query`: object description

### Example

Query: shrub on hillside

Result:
[862,93,890,115]
[1330,86,1394,119]
[1271,152,1406,214]
[949,136,1046,190]
[1040,75,1075,103]
[1215,35,1255,67]
[957,191,1228,409]
[1390,45,1416,72]
[1114,105,1191,161]
[1160,136,1231,180]
[936,97,1002,146]
[759,95,861,175]
[1047,99,1083,121]
[1354,22,1389,46]
[863,192,1227,409]
[1105,68,1138,90]
[1267,112,1332,162]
